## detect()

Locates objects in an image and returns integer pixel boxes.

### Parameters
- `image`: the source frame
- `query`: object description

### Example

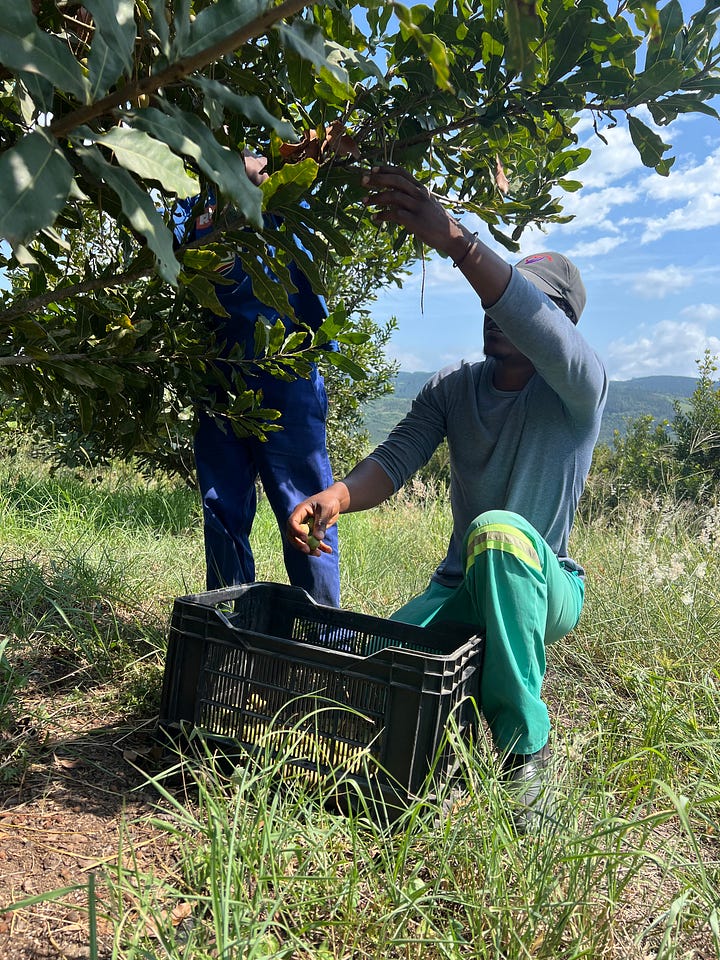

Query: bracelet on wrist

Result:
[452,231,478,269]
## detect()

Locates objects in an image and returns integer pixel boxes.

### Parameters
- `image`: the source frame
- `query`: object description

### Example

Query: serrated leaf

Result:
[504,0,540,83]
[628,114,671,169]
[17,70,55,115]
[253,317,270,359]
[282,329,311,354]
[130,105,263,229]
[312,308,347,346]
[83,0,136,97]
[645,0,684,70]
[94,127,198,198]
[181,0,264,58]
[44,358,123,390]
[336,331,370,345]
[171,0,192,55]
[0,1,89,102]
[147,0,170,54]
[234,235,297,320]
[276,22,353,99]
[394,3,452,90]
[626,60,687,107]
[0,130,73,247]
[648,95,719,125]
[184,275,230,316]
[267,318,286,356]
[547,10,591,84]
[262,222,327,299]
[76,144,180,284]
[189,77,296,141]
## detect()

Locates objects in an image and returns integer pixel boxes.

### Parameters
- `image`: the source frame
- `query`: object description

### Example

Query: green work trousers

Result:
[390,509,585,755]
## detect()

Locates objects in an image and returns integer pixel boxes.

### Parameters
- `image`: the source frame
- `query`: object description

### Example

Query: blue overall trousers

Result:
[175,197,341,606]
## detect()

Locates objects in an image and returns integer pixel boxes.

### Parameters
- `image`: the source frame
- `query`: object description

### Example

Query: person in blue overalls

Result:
[174,152,340,606]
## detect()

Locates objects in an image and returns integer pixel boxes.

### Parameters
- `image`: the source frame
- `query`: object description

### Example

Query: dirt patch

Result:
[0,682,175,960]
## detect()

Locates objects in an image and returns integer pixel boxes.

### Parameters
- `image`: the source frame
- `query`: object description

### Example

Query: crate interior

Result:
[195,636,391,776]
[224,582,473,658]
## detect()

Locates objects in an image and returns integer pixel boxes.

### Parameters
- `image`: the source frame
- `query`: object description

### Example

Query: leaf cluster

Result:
[0,0,717,461]
[589,351,720,504]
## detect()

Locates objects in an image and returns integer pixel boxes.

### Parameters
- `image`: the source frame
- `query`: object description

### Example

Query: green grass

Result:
[1,442,719,958]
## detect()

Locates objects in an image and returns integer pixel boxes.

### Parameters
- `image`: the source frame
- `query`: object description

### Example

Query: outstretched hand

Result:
[361,165,466,257]
[286,492,343,556]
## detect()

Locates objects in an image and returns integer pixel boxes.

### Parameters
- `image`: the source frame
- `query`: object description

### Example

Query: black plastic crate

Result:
[158,582,484,811]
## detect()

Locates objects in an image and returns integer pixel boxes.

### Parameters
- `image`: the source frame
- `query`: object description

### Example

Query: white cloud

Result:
[644,146,720,201]
[577,125,644,189]
[567,235,624,259]
[631,265,694,298]
[641,192,720,242]
[387,348,427,371]
[606,319,720,379]
[681,303,720,322]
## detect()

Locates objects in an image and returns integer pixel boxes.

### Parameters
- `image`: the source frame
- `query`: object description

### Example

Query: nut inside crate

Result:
[158,582,484,807]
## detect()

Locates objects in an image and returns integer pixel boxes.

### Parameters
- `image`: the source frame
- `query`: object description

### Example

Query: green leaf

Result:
[261,159,319,209]
[625,60,687,107]
[645,0,684,69]
[267,317,286,356]
[75,144,180,284]
[336,331,371,346]
[647,94,719,126]
[276,21,353,99]
[322,350,367,380]
[504,0,541,83]
[261,222,327,299]
[146,0,170,54]
[547,10,591,84]
[83,0,136,97]
[181,0,264,58]
[183,275,230,316]
[557,179,583,192]
[129,105,263,229]
[281,329,312,354]
[92,127,198,198]
[189,77,297,142]
[0,0,89,102]
[44,358,124,391]
[17,71,55,115]
[627,114,672,171]
[233,233,297,320]
[0,130,73,247]
[394,3,453,90]
[312,307,348,346]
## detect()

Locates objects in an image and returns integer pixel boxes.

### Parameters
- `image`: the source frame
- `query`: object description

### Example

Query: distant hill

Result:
[362,372,700,448]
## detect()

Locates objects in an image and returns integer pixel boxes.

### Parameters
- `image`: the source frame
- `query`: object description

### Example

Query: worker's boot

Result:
[502,743,555,833]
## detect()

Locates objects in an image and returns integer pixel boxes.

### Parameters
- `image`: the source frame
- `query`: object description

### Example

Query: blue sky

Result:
[368,106,720,381]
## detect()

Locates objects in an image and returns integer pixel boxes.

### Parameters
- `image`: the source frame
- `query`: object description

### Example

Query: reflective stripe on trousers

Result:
[390,509,584,754]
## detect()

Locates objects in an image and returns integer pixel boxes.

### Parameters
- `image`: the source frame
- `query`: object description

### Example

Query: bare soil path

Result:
[0,680,175,960]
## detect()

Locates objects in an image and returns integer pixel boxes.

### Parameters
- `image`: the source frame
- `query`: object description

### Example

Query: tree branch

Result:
[48,0,310,140]
[0,266,150,324]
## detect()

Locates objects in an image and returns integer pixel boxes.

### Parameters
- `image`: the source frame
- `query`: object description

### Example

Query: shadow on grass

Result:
[0,556,173,817]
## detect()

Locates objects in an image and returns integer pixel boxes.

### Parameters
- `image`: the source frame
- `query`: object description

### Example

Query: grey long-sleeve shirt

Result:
[368,267,608,587]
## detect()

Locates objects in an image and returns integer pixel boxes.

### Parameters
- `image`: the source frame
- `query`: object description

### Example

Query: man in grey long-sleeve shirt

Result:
[286,165,608,830]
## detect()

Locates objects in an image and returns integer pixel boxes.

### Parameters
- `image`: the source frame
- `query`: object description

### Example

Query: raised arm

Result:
[286,458,395,554]
[362,165,511,307]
